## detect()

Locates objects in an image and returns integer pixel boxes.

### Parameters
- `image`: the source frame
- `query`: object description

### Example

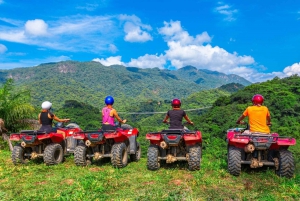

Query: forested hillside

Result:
[54,83,244,130]
[0,61,251,109]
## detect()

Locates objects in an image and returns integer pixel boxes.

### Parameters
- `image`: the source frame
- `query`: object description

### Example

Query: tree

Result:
[0,79,35,151]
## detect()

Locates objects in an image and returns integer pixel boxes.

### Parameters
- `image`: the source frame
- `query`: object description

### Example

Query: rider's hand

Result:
[236,121,245,125]
[121,119,127,124]
[64,119,70,122]
[163,120,168,124]
[189,121,194,125]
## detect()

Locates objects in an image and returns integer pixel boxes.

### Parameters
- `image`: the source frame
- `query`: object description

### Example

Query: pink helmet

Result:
[171,98,181,107]
[252,94,264,105]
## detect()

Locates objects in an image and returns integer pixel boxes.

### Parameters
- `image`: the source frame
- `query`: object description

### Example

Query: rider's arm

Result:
[38,113,41,124]
[163,114,169,123]
[267,116,271,125]
[112,109,126,123]
[184,115,193,125]
[51,114,70,122]
[236,114,246,124]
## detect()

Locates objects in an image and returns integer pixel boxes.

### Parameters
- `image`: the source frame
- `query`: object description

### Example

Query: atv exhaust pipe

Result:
[244,143,255,153]
[21,141,26,148]
[160,141,168,149]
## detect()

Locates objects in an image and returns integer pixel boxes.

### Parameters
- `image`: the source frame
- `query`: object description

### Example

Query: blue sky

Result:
[0,0,299,82]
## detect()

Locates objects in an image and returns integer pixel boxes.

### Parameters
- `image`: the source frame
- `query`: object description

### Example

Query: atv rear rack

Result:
[148,129,197,135]
[234,134,293,140]
[20,130,47,135]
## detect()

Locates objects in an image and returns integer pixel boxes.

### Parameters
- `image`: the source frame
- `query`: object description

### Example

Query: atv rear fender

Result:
[73,132,87,140]
[104,128,139,143]
[9,133,22,141]
[183,131,202,145]
[146,133,162,145]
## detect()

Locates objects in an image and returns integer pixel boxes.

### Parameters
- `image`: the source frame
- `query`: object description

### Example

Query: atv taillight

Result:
[89,134,99,138]
[23,136,33,141]
[166,135,178,140]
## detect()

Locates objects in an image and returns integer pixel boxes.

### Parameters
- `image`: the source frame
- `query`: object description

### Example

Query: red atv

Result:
[145,123,202,171]
[73,124,141,168]
[9,122,82,165]
[226,123,296,178]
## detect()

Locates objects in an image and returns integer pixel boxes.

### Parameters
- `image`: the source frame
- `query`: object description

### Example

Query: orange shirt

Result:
[243,105,270,133]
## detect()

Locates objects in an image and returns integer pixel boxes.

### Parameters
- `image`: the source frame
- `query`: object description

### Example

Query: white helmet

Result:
[41,101,52,110]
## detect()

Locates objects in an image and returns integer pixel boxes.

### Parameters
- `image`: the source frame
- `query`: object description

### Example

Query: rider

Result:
[102,96,126,130]
[163,98,193,129]
[236,94,271,134]
[38,101,70,136]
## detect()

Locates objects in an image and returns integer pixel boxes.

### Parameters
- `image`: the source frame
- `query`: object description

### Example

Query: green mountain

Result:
[0,60,251,109]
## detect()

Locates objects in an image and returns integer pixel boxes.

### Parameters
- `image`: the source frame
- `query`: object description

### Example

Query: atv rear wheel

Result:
[43,143,64,165]
[130,142,141,162]
[74,144,93,166]
[276,149,295,178]
[228,146,241,176]
[188,145,201,171]
[11,144,29,165]
[147,145,160,170]
[111,142,128,168]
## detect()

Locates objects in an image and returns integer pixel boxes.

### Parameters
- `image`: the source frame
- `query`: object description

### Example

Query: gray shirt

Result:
[167,110,186,129]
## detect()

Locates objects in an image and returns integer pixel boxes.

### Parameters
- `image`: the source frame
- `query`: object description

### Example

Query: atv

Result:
[73,123,141,168]
[9,122,82,165]
[145,122,202,171]
[226,123,296,178]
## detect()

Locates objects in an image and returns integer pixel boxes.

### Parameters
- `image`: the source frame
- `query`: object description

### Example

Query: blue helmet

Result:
[105,96,114,105]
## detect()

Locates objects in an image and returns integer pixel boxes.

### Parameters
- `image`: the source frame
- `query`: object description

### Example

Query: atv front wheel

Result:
[276,149,295,178]
[43,143,64,165]
[74,144,93,166]
[188,145,201,171]
[228,146,241,176]
[111,142,128,168]
[147,145,160,170]
[130,142,141,162]
[11,144,29,165]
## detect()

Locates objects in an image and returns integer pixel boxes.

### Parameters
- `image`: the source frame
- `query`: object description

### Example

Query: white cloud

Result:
[76,3,99,11]
[25,19,49,36]
[126,54,166,68]
[158,21,254,73]
[0,15,120,52]
[93,56,125,66]
[159,21,211,45]
[119,14,153,42]
[215,3,238,21]
[0,44,7,53]
[283,62,300,76]
[108,44,118,53]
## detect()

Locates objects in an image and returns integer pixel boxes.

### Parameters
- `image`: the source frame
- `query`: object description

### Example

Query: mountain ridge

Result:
[0,60,251,108]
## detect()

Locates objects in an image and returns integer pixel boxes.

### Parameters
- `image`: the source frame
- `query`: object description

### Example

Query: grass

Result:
[0,138,299,201]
